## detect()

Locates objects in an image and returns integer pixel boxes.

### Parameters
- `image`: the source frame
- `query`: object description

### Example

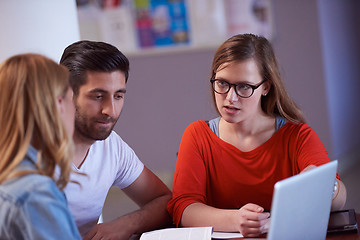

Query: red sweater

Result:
[167,120,335,226]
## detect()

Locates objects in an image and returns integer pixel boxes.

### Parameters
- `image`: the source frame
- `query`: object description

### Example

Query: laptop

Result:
[267,160,338,240]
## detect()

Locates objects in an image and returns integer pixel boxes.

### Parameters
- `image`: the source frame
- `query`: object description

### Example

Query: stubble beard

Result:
[74,109,119,142]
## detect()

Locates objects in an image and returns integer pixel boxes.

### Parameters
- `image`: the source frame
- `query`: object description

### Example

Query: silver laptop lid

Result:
[267,160,338,240]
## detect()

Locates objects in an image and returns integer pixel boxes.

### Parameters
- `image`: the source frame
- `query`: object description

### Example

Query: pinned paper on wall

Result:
[224,0,273,39]
[187,0,228,46]
[99,6,137,51]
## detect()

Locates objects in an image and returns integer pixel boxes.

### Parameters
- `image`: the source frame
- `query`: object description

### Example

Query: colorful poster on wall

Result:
[134,0,189,49]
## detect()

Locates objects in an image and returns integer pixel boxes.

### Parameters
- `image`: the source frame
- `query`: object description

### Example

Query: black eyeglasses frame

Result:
[210,79,267,98]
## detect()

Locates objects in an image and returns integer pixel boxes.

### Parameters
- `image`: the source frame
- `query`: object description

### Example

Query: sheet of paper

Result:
[140,227,213,240]
[211,231,244,239]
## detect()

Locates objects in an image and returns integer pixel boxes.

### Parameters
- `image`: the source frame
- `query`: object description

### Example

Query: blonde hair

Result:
[211,34,306,123]
[0,53,73,190]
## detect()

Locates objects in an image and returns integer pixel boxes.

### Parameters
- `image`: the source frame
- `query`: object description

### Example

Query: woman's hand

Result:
[234,203,270,237]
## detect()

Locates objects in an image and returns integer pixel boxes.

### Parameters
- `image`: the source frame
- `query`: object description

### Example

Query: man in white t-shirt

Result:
[60,40,172,239]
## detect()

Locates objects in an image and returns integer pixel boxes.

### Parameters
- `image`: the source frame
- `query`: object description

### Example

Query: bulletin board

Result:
[76,0,274,56]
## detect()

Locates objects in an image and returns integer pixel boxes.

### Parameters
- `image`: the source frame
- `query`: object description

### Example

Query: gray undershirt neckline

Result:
[208,116,287,137]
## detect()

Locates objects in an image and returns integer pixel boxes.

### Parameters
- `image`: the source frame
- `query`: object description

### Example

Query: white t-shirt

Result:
[63,131,144,237]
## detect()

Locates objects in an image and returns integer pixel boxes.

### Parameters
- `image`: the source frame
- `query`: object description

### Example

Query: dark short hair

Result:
[60,40,129,95]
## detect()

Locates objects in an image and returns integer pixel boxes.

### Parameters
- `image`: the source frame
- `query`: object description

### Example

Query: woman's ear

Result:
[263,80,271,96]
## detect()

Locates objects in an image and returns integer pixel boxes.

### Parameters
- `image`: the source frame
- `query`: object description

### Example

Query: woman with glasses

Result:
[0,54,81,239]
[167,34,346,237]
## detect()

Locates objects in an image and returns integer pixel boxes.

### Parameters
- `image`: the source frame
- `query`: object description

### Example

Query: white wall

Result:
[0,0,79,63]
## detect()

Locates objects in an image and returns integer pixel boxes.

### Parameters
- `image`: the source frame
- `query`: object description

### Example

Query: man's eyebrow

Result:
[89,88,127,94]
[116,89,127,94]
[89,89,106,94]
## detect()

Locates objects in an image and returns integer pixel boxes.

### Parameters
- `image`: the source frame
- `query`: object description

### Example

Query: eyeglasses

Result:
[210,79,267,98]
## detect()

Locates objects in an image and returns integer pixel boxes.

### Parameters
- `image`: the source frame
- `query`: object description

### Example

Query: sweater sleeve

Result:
[167,121,209,226]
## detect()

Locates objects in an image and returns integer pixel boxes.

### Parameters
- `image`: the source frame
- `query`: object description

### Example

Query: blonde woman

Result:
[0,54,80,239]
